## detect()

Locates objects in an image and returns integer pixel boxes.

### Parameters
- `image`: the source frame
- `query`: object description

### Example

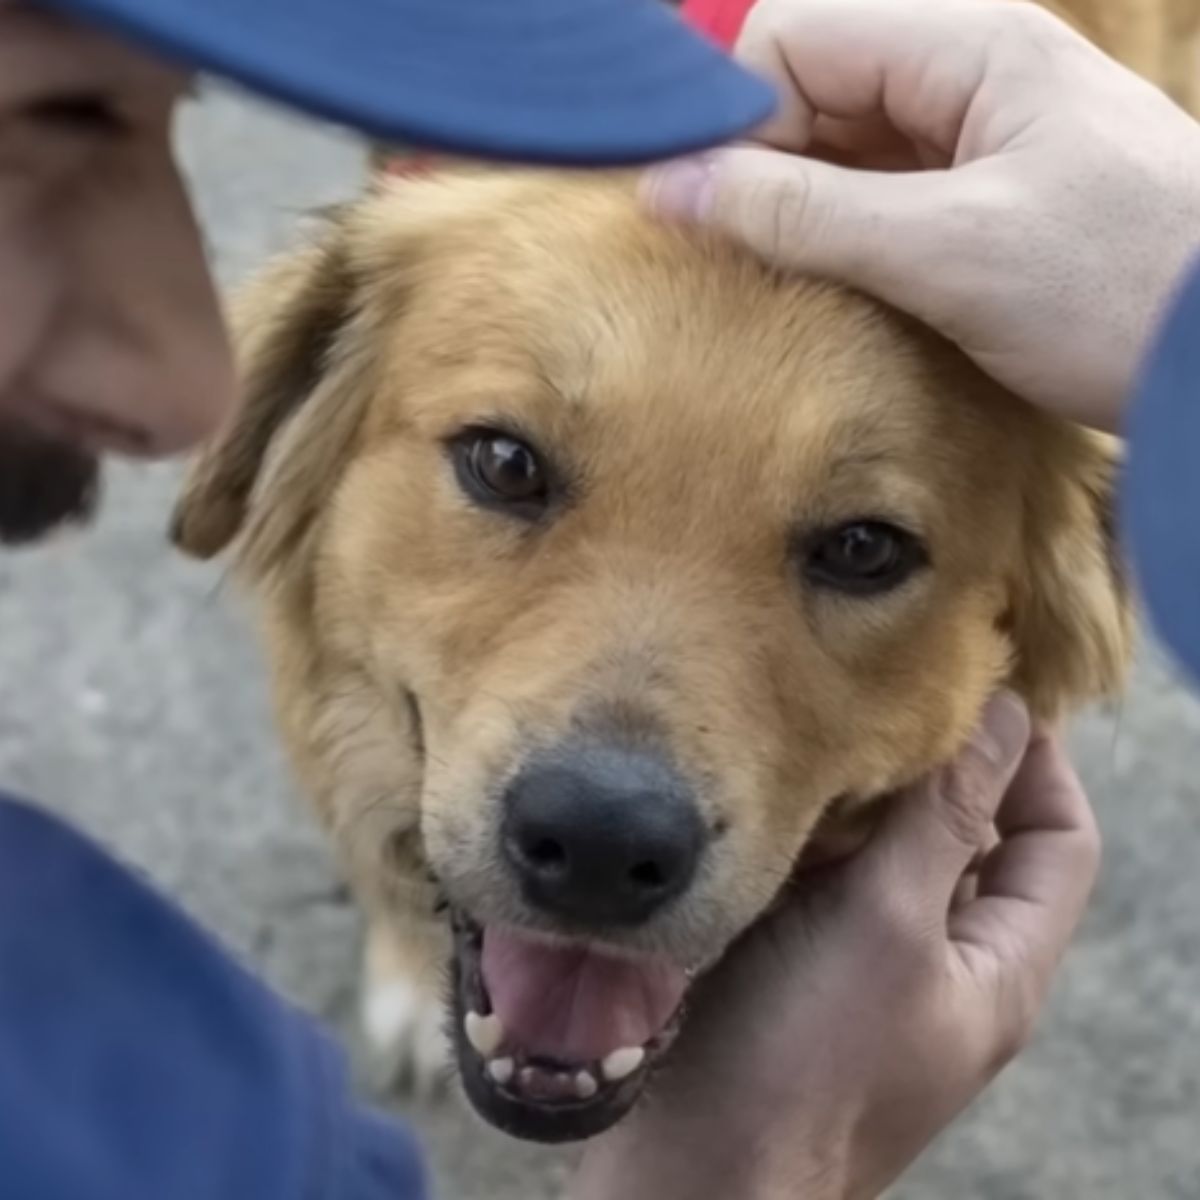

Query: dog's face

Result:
[172,170,1131,1142]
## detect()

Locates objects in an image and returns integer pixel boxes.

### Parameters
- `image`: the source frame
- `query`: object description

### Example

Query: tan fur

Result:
[1042,0,1200,112]
[170,0,1177,1099]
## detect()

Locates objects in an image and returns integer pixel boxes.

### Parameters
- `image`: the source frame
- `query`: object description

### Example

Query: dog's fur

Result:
[169,0,1177,1128]
[1043,0,1200,110]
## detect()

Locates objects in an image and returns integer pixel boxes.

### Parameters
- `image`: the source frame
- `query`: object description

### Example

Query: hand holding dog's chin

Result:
[570,694,1101,1200]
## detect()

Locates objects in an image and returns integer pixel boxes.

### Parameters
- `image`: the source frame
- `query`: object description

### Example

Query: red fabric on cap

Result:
[680,0,756,51]
[379,153,436,178]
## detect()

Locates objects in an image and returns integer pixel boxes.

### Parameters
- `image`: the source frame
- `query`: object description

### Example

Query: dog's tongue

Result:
[481,927,687,1063]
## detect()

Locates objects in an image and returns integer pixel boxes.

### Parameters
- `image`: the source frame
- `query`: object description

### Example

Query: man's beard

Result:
[0,419,101,546]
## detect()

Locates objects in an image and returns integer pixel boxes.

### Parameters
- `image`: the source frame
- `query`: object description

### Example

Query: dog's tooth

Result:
[601,1045,645,1082]
[464,1011,504,1058]
[574,1070,598,1099]
[486,1057,514,1086]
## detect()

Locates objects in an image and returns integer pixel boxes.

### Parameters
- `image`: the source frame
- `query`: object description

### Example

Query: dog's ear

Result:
[1005,430,1134,719]
[169,223,365,577]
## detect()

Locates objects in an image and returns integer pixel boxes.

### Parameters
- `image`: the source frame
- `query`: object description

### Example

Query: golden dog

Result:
[169,0,1186,1143]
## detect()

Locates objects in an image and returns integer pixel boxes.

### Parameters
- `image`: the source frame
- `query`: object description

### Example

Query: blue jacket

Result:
[0,793,427,1200]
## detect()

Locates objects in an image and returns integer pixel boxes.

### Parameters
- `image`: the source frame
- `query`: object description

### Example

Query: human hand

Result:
[570,692,1100,1200]
[643,0,1200,432]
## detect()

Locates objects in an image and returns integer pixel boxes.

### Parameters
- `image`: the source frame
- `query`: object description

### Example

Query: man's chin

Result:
[0,419,101,546]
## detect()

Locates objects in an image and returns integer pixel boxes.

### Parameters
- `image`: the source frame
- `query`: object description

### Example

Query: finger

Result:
[950,734,1100,985]
[953,824,1000,906]
[808,113,942,170]
[857,691,1031,916]
[972,823,1002,867]
[641,145,1001,334]
[796,804,881,871]
[733,0,1081,158]
[733,6,819,151]
[951,868,976,909]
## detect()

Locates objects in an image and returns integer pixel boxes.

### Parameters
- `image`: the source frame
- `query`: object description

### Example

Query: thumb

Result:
[857,691,1032,914]
[641,146,974,329]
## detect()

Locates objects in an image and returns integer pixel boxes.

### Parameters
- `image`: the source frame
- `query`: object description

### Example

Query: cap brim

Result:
[39,0,776,165]
[1122,253,1200,687]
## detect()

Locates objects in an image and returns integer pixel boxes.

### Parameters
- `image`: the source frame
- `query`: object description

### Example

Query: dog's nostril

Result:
[629,860,666,889]
[527,837,568,871]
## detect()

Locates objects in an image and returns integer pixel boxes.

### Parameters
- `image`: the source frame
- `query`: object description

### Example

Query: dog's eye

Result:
[803,521,927,595]
[451,429,549,516]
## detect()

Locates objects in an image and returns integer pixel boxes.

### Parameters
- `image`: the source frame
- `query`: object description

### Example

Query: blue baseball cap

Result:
[38,0,775,165]
[1123,252,1200,687]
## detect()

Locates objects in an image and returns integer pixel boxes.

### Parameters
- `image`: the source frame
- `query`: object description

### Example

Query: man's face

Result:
[0,3,233,544]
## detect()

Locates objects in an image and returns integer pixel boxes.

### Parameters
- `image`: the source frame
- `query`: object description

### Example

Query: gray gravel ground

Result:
[1,85,1198,1199]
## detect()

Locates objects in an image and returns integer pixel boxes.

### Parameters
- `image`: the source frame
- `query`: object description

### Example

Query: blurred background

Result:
[1,83,1198,1199]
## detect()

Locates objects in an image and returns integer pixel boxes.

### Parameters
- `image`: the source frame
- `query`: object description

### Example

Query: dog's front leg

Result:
[359,912,453,1099]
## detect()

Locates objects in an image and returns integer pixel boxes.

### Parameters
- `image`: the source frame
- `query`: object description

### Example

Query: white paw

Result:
[360,977,452,1099]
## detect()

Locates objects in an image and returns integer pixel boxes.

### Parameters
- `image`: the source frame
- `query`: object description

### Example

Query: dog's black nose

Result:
[502,743,705,927]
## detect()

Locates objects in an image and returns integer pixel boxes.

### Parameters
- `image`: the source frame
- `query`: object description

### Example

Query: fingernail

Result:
[972,690,1031,771]
[640,156,716,223]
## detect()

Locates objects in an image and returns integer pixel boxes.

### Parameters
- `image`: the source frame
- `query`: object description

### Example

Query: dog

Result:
[168,0,1183,1143]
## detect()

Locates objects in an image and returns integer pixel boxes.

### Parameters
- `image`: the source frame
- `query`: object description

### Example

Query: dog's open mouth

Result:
[449,909,690,1142]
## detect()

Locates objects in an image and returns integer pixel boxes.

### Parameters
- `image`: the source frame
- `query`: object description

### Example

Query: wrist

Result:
[567,1106,847,1200]
[569,1132,762,1200]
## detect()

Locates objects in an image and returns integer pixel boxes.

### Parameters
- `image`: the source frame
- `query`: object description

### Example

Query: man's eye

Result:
[801,520,929,596]
[23,94,127,135]
[449,428,552,518]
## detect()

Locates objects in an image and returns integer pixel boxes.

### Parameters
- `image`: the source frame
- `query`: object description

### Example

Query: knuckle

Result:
[991,0,1060,45]
[989,0,1078,74]
[731,168,816,264]
[1001,1,1054,32]
[935,757,997,849]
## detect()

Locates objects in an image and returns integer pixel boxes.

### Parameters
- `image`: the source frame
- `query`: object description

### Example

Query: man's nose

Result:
[27,138,233,457]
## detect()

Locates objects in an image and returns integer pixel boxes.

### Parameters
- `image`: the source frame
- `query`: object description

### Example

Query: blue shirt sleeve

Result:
[0,793,427,1200]
[1124,252,1200,687]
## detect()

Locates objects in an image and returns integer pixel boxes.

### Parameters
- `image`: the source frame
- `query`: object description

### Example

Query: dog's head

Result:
[172,170,1131,1142]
